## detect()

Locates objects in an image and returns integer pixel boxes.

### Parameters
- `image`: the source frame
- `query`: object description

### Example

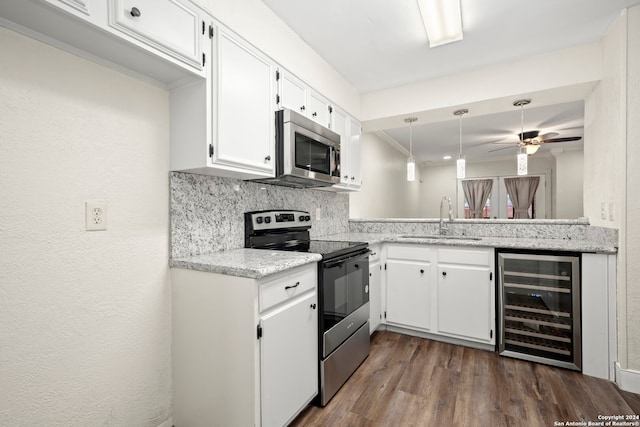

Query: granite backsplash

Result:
[170,172,349,258]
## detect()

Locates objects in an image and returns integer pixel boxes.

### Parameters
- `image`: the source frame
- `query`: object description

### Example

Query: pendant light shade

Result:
[517,148,528,175]
[405,117,418,181]
[454,109,468,179]
[514,99,530,176]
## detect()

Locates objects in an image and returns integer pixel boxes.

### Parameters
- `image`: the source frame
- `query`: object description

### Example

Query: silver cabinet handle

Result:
[265,155,271,162]
[310,303,316,310]
[130,7,141,17]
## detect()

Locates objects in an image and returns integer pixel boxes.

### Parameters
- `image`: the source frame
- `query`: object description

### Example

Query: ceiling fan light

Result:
[418,0,463,48]
[526,144,540,155]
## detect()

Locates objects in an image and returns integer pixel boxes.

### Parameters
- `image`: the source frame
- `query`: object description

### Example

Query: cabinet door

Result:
[260,292,318,427]
[348,117,362,187]
[308,91,331,128]
[330,107,350,185]
[215,28,275,176]
[369,261,382,334]
[109,0,203,69]
[437,264,493,342]
[386,260,431,330]
[279,71,307,115]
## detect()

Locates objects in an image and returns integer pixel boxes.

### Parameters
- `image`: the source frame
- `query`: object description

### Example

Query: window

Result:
[506,194,534,219]
[464,197,491,219]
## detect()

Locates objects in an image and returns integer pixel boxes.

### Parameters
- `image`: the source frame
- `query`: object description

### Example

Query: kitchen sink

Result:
[399,234,482,241]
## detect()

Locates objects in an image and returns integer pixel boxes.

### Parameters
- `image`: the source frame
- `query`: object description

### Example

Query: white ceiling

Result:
[261,0,637,162]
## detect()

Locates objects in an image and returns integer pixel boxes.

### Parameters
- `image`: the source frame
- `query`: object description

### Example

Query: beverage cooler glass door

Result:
[498,252,581,371]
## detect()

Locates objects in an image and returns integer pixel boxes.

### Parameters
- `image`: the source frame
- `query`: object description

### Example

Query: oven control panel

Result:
[245,210,311,232]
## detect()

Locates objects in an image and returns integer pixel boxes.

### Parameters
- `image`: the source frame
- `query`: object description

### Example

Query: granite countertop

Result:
[170,231,616,280]
[317,232,618,254]
[170,248,322,279]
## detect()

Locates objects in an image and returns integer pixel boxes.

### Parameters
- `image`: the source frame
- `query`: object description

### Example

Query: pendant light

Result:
[405,117,417,181]
[514,99,531,176]
[454,108,468,179]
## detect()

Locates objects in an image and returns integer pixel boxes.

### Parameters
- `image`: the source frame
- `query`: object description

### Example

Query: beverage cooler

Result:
[497,251,581,371]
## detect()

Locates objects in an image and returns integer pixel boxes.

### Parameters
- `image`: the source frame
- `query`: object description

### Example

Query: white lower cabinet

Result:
[383,244,495,346]
[436,248,495,344]
[171,264,317,427]
[260,291,317,427]
[368,244,382,334]
[385,245,433,331]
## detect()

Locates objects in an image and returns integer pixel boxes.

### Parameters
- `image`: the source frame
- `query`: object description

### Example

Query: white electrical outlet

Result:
[600,202,607,220]
[85,200,108,231]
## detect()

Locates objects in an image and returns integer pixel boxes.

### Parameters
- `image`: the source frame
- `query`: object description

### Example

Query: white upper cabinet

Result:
[329,107,350,185]
[307,91,331,128]
[214,26,275,176]
[327,108,362,191]
[347,116,362,188]
[0,0,209,85]
[108,0,203,70]
[278,71,308,115]
[277,69,331,127]
[170,22,277,180]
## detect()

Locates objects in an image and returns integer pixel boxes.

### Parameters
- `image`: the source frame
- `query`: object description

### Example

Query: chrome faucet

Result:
[439,196,453,235]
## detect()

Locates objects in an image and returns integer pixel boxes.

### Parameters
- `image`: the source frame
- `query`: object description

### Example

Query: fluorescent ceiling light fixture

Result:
[443,155,452,160]
[417,0,463,48]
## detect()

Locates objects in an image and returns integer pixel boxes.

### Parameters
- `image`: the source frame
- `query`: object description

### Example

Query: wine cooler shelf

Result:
[498,251,581,371]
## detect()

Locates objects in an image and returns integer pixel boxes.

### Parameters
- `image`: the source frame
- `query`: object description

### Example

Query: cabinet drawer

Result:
[260,267,316,312]
[438,248,491,266]
[387,244,431,262]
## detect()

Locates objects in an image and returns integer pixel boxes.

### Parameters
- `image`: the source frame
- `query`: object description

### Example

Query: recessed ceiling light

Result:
[443,155,452,160]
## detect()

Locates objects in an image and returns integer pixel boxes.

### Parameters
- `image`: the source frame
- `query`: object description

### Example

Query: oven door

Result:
[320,250,370,358]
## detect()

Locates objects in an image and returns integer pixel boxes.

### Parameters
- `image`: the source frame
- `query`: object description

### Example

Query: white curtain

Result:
[504,177,540,219]
[461,179,493,218]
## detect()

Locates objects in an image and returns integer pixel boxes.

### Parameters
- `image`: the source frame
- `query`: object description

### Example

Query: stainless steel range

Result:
[245,210,370,406]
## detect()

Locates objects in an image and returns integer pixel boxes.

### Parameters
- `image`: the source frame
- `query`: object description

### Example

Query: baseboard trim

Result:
[157,417,173,427]
[615,362,640,393]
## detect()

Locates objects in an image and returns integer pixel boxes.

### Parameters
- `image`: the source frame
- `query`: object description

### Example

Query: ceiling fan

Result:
[489,129,583,154]
[488,99,583,155]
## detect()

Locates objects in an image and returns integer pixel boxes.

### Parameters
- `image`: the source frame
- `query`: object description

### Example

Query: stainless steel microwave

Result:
[252,109,341,188]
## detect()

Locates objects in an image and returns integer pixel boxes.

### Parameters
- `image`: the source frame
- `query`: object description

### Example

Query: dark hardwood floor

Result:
[292,331,640,426]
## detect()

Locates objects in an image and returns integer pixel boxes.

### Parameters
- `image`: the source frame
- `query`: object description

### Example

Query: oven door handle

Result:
[322,249,371,269]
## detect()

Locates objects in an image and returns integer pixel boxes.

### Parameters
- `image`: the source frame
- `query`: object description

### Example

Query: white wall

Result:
[584,8,629,370]
[0,28,172,426]
[361,43,601,126]
[623,4,640,372]
[349,132,421,218]
[554,150,584,219]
